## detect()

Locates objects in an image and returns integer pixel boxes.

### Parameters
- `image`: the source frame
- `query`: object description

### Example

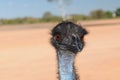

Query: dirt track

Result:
[0,20,120,80]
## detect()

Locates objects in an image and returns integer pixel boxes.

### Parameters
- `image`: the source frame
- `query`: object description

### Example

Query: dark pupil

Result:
[55,34,61,41]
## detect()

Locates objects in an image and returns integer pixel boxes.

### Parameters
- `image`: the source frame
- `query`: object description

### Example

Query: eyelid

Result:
[53,32,61,36]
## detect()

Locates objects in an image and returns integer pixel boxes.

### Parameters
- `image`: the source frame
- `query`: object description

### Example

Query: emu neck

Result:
[57,50,77,80]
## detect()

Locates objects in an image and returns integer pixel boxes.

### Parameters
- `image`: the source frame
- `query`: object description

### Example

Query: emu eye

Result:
[80,36,84,41]
[54,34,61,41]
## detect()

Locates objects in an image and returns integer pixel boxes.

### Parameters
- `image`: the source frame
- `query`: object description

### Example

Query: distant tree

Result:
[90,9,105,19]
[115,8,120,16]
[42,12,53,19]
[70,14,87,22]
[42,11,62,22]
[104,11,113,18]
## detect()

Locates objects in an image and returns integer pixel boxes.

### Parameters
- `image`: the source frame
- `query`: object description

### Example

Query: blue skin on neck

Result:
[57,50,76,80]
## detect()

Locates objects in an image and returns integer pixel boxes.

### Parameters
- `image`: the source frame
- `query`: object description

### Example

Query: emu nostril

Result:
[72,36,76,41]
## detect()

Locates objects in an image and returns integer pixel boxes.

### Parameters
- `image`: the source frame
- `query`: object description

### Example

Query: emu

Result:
[51,21,88,80]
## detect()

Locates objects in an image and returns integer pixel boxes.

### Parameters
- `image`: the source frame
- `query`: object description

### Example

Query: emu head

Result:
[51,21,88,54]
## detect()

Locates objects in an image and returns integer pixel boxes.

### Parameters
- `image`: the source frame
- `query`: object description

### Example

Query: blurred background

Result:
[0,0,120,24]
[0,0,120,80]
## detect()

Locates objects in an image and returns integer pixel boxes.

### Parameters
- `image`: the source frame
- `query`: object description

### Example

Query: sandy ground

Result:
[0,20,120,80]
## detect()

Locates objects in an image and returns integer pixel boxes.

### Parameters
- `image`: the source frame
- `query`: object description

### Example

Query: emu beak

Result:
[72,36,83,52]
[76,40,82,52]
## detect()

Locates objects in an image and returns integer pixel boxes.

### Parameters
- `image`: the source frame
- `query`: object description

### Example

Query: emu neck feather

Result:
[57,50,76,80]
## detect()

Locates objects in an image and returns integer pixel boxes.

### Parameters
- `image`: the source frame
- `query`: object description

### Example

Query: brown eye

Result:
[54,34,61,41]
[80,36,84,41]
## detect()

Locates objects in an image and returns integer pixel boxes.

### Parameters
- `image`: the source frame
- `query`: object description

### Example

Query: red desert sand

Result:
[0,19,120,80]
